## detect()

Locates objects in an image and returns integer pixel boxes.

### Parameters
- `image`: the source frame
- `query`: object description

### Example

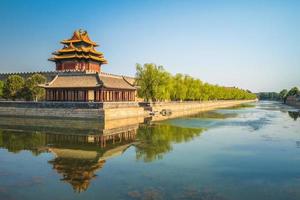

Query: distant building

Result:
[0,30,137,102]
[286,95,300,102]
[286,94,300,108]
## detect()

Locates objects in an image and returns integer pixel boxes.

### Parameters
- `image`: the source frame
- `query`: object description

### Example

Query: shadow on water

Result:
[288,111,300,121]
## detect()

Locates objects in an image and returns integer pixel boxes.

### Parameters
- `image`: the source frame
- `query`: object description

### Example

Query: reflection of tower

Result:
[0,116,142,193]
[99,126,137,148]
[49,157,105,193]
[47,124,138,193]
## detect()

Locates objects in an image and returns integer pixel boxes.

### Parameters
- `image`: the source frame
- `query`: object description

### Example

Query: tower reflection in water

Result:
[47,128,138,193]
[0,116,203,193]
[0,117,141,193]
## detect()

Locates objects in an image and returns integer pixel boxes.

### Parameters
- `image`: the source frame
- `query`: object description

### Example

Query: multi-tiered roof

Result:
[49,29,108,64]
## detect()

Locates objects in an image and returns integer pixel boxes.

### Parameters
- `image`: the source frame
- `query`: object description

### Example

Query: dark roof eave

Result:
[42,86,102,89]
[102,86,136,90]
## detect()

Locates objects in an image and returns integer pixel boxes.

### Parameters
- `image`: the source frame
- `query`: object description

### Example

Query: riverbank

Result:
[143,99,257,121]
[0,99,257,120]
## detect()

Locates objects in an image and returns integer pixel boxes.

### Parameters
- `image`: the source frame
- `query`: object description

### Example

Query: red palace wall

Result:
[56,61,101,72]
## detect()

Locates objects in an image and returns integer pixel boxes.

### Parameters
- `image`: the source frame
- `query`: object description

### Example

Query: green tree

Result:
[184,76,202,100]
[279,89,288,102]
[170,74,187,101]
[135,63,172,101]
[136,63,156,101]
[0,80,4,98]
[3,75,25,100]
[287,87,300,97]
[257,92,280,101]
[23,74,46,101]
[199,83,210,101]
[135,63,256,102]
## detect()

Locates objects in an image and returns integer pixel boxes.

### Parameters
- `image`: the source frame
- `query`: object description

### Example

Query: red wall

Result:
[56,61,101,72]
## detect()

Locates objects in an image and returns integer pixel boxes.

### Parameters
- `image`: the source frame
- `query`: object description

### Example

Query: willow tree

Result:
[170,73,187,101]
[183,76,202,100]
[279,89,288,102]
[135,63,172,102]
[135,63,256,102]
[287,87,300,97]
[0,80,3,98]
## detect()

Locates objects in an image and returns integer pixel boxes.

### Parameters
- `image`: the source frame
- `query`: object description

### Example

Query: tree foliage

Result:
[135,63,257,102]
[279,89,288,103]
[0,80,4,98]
[171,74,187,100]
[135,63,172,101]
[3,75,25,100]
[281,86,300,103]
[23,74,46,101]
[261,87,300,103]
[2,74,46,101]
[287,87,300,97]
[257,92,280,101]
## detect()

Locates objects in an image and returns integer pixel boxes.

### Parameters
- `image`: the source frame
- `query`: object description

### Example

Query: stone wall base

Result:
[0,100,256,121]
[148,100,257,121]
[0,107,104,119]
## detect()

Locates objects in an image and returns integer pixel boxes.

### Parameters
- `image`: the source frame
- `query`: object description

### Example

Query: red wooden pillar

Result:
[100,90,103,101]
[46,90,48,101]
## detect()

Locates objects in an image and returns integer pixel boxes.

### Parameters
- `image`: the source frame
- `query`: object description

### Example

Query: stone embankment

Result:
[142,99,257,121]
[0,100,257,121]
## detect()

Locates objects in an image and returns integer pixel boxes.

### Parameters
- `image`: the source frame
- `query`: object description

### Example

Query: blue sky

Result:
[0,0,299,92]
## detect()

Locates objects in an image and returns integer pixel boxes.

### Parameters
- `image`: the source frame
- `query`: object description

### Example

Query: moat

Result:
[0,101,299,200]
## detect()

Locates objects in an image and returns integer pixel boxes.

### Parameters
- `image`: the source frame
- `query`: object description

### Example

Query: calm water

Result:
[0,101,300,200]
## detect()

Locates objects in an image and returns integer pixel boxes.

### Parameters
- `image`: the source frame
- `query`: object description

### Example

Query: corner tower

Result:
[49,29,107,73]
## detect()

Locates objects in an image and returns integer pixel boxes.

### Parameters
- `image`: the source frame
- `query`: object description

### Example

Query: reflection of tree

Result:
[135,124,204,162]
[223,103,255,109]
[0,128,137,193]
[189,111,237,119]
[0,130,46,155]
[288,111,299,121]
[0,122,206,191]
[48,157,105,193]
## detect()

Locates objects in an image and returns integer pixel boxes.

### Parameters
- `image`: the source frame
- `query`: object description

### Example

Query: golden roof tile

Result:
[98,73,136,90]
[43,74,101,88]
[61,30,98,46]
[50,54,107,63]
[50,30,107,64]
[42,73,136,90]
